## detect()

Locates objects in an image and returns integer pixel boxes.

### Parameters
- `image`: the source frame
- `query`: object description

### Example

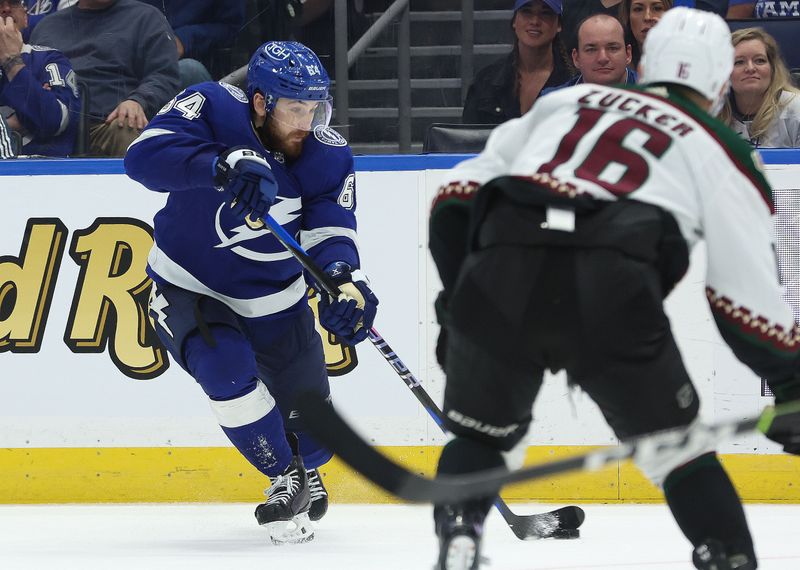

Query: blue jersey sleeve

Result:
[294,127,360,270]
[125,82,235,193]
[0,47,79,139]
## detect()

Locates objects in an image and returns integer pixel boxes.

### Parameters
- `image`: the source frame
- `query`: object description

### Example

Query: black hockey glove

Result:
[214,147,278,222]
[318,261,379,345]
[767,376,800,455]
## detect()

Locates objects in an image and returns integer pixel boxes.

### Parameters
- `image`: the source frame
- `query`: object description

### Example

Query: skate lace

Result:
[307,469,327,501]
[265,469,301,506]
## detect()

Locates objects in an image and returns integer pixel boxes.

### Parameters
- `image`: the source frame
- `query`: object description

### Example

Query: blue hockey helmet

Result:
[247,41,332,124]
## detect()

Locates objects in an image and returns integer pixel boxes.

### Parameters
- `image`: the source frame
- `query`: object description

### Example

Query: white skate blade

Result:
[442,534,477,570]
[265,512,314,545]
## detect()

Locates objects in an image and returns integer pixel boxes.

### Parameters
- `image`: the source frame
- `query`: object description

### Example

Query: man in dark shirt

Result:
[542,13,637,96]
[30,0,179,157]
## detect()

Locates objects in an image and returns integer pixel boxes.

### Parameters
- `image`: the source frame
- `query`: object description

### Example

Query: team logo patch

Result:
[314,125,347,147]
[219,82,248,103]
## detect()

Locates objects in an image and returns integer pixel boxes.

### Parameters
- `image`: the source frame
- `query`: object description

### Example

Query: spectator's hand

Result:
[6,113,21,131]
[175,36,184,59]
[0,16,23,62]
[106,100,147,130]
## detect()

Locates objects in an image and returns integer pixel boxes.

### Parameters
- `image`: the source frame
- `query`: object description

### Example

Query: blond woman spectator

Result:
[720,27,800,148]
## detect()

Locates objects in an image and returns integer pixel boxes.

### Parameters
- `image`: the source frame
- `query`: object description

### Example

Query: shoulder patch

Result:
[27,45,54,53]
[314,125,347,147]
[218,82,248,103]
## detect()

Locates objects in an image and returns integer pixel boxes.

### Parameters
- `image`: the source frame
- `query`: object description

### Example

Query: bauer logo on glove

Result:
[318,261,379,345]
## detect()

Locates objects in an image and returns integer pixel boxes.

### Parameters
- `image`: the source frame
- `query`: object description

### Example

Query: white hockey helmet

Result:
[640,7,733,114]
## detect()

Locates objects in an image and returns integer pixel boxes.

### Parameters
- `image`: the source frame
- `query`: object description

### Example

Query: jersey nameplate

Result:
[314,125,347,147]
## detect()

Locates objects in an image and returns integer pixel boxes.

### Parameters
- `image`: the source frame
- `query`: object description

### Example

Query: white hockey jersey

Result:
[436,83,800,381]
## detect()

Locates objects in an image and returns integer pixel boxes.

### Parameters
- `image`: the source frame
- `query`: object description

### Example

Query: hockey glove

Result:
[767,375,800,454]
[318,261,379,345]
[214,147,278,222]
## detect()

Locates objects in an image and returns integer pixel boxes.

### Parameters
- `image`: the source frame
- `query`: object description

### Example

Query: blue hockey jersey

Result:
[125,81,360,320]
[0,44,80,157]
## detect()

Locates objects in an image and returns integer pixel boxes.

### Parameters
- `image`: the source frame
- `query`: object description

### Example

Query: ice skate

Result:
[307,468,328,522]
[692,540,756,570]
[435,506,485,570]
[255,438,313,545]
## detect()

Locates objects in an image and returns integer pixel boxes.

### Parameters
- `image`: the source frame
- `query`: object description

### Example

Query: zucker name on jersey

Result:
[429,8,800,570]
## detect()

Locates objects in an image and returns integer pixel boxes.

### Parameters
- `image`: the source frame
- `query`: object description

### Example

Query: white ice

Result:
[1,503,798,570]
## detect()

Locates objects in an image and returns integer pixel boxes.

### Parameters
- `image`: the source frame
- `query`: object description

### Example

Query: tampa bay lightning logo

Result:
[214,196,302,262]
[264,42,292,61]
[314,125,347,147]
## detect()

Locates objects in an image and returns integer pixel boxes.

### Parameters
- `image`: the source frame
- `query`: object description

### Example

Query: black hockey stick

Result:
[262,213,584,539]
[296,391,800,505]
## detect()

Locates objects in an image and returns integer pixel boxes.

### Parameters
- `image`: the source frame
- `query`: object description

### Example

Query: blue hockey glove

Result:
[318,261,379,345]
[214,147,278,222]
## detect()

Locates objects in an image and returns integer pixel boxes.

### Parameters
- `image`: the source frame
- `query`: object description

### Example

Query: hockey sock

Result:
[184,328,293,478]
[220,403,293,478]
[663,452,756,562]
[435,437,507,523]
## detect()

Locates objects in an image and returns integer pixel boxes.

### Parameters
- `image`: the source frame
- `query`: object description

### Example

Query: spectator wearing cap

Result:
[462,0,573,125]
[541,13,637,96]
[29,0,179,157]
[0,0,80,157]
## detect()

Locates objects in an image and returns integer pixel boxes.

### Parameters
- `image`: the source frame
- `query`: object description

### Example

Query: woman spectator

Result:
[720,27,800,148]
[462,0,573,124]
[618,0,672,69]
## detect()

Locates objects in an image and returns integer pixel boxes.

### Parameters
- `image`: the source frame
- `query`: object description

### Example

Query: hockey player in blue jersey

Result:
[124,41,379,544]
[0,0,80,157]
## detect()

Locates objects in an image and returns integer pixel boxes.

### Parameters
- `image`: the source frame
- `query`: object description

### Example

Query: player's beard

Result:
[258,118,309,161]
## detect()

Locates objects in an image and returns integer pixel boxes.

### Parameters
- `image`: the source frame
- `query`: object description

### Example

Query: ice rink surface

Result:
[1,503,798,570]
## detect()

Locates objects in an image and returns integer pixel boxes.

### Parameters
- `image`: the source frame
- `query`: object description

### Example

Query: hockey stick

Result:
[261,213,584,539]
[295,391,800,505]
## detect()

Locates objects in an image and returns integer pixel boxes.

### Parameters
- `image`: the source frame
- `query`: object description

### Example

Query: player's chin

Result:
[284,133,308,159]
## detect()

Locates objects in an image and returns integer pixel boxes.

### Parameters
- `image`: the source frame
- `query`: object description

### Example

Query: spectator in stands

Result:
[542,13,636,96]
[561,0,620,55]
[728,1,799,18]
[462,0,572,125]
[23,0,75,42]
[0,0,80,157]
[619,0,672,69]
[29,0,179,157]
[139,1,245,89]
[720,27,800,147]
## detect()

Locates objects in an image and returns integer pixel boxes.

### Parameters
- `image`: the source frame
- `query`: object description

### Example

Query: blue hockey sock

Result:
[211,382,293,477]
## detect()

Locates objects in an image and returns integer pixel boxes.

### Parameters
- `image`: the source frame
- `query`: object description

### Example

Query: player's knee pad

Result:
[209,379,279,431]
[184,325,259,400]
[633,419,718,487]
